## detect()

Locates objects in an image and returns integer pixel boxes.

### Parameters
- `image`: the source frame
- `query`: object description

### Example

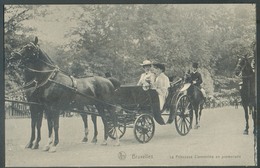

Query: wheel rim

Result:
[175,95,192,136]
[134,114,155,143]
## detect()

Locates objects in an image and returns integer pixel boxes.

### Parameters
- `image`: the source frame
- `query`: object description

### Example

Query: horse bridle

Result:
[10,43,61,91]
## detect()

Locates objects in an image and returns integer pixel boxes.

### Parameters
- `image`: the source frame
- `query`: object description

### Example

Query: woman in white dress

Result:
[151,63,170,110]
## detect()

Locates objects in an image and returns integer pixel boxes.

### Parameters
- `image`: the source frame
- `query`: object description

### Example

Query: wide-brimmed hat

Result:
[140,60,152,66]
[153,63,166,72]
[192,62,198,68]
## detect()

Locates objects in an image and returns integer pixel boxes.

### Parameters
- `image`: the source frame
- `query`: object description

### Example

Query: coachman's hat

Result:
[140,60,152,66]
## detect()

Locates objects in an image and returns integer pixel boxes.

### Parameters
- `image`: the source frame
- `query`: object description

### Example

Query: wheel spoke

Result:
[145,133,151,139]
[118,128,124,134]
[177,116,181,123]
[183,119,189,132]
[184,117,191,125]
[179,118,183,133]
[111,128,115,136]
[182,119,186,133]
[138,133,143,140]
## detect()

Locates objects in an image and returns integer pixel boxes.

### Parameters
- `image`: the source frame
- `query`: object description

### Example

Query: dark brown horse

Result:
[7,37,120,152]
[235,55,256,135]
[183,73,204,129]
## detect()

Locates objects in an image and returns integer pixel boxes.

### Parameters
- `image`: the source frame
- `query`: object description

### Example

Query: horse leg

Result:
[80,111,89,143]
[43,111,53,151]
[189,104,193,129]
[199,103,203,123]
[194,106,199,129]
[25,105,37,149]
[243,105,249,135]
[96,106,109,145]
[100,117,108,145]
[49,111,60,153]
[91,115,98,143]
[32,108,43,149]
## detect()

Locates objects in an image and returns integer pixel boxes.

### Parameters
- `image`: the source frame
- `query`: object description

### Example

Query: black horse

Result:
[183,73,204,129]
[235,55,256,135]
[7,37,120,152]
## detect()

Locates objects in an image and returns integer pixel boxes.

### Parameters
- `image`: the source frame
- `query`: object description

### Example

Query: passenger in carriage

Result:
[137,60,156,90]
[151,63,170,110]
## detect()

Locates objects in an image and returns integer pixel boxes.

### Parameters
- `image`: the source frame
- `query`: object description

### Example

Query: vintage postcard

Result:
[3,3,257,167]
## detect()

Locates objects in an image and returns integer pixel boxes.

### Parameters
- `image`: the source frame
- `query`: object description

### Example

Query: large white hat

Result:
[140,60,152,66]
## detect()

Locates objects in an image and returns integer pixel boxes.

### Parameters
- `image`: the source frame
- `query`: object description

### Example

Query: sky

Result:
[22,5,81,45]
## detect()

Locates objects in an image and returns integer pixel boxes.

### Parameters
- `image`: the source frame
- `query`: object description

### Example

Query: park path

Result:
[5,106,256,167]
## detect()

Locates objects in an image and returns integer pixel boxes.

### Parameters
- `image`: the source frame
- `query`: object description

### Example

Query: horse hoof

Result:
[166,119,173,124]
[32,144,39,149]
[82,137,88,143]
[49,146,57,153]
[42,145,50,151]
[25,143,33,149]
[91,138,97,143]
[113,142,120,146]
[101,141,108,146]
[243,131,249,135]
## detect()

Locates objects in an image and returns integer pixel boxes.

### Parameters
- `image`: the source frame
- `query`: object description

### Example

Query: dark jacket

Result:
[190,71,203,87]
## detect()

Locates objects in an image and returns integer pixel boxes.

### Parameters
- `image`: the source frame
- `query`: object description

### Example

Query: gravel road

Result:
[5,106,256,167]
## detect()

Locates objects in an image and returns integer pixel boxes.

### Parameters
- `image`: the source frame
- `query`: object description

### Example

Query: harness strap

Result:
[36,69,58,88]
[48,79,77,92]
[69,76,78,91]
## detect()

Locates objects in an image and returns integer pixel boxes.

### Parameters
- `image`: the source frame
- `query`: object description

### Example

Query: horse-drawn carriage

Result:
[6,37,194,152]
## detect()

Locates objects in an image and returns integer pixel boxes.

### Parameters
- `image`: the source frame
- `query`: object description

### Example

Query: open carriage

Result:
[106,80,193,143]
[6,37,193,152]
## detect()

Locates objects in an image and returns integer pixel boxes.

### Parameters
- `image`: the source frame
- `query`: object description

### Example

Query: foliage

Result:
[4,4,256,99]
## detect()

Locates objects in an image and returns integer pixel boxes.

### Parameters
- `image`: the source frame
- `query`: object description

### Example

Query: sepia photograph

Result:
[3,3,257,167]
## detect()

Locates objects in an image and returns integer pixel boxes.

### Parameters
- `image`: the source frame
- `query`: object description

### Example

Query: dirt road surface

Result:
[5,106,256,167]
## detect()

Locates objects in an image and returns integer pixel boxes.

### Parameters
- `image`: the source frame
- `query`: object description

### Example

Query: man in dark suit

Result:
[190,62,206,99]
[190,62,203,87]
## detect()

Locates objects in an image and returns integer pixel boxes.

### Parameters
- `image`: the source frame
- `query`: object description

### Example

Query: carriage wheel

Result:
[133,114,155,143]
[107,115,126,140]
[175,94,192,136]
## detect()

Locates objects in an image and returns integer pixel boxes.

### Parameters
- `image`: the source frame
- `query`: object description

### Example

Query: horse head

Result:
[234,55,254,77]
[8,37,55,71]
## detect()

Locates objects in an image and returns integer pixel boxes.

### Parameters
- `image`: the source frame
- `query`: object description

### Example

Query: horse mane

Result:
[38,47,56,66]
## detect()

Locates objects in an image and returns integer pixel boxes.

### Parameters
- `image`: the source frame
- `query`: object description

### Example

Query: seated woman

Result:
[151,63,170,111]
[137,60,156,90]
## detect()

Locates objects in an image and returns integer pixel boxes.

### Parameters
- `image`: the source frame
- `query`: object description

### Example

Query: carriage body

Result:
[107,83,192,143]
